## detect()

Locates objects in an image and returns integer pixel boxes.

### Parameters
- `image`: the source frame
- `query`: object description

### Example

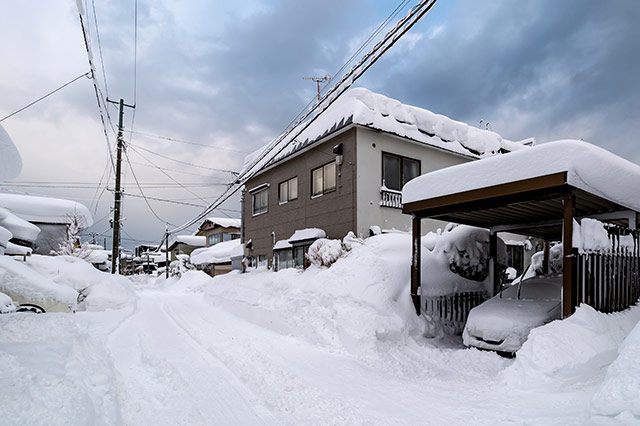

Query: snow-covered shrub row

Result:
[306,238,344,267]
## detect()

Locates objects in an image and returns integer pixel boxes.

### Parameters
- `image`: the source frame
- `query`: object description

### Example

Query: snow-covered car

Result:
[462,274,562,354]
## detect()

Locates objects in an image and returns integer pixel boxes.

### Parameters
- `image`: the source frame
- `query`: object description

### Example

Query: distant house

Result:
[195,217,241,247]
[190,239,241,277]
[0,193,93,255]
[167,235,206,261]
[241,88,531,269]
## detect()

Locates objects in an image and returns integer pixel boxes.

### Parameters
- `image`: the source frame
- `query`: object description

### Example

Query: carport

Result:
[402,141,640,318]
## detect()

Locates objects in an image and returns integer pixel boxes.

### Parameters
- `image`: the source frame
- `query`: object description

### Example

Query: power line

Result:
[76,1,117,172]
[90,0,110,99]
[164,0,438,238]
[127,159,229,179]
[0,72,91,122]
[127,142,238,174]
[123,148,171,225]
[123,193,206,208]
[129,130,251,154]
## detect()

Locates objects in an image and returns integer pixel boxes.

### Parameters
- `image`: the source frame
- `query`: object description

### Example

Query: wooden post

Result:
[411,214,421,315]
[543,240,550,275]
[562,191,575,318]
[490,232,499,295]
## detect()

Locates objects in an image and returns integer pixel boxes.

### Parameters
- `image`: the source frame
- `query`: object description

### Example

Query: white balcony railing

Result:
[380,187,402,209]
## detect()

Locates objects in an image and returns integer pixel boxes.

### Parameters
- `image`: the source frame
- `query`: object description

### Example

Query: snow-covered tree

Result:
[51,213,93,259]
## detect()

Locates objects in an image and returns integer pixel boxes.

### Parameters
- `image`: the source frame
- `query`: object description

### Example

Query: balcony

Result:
[380,186,402,209]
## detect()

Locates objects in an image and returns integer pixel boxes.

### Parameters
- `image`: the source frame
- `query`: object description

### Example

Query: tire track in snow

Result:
[107,291,278,426]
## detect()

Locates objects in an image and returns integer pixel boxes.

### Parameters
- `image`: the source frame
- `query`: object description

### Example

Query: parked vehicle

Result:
[462,273,562,354]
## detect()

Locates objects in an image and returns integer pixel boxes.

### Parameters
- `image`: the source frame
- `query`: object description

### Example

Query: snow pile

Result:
[502,304,640,388]
[590,320,640,424]
[0,256,78,310]
[306,238,344,267]
[202,233,425,353]
[25,255,136,311]
[190,239,240,265]
[5,241,32,256]
[242,88,527,177]
[0,122,22,181]
[0,193,93,227]
[421,224,505,296]
[0,290,17,313]
[0,207,40,243]
[0,225,10,255]
[403,140,640,213]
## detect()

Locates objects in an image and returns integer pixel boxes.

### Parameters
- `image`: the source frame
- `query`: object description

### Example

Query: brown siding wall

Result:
[244,128,357,264]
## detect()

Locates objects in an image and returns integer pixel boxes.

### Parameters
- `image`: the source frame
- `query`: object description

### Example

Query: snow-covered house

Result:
[0,193,93,255]
[195,217,241,247]
[167,235,206,261]
[241,88,531,269]
[190,238,241,277]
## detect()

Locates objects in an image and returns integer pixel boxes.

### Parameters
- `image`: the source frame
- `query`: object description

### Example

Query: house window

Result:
[311,162,336,197]
[208,232,238,246]
[209,234,220,245]
[252,188,268,216]
[382,153,420,191]
[279,177,298,203]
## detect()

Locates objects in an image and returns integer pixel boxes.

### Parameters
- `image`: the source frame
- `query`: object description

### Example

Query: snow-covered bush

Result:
[306,238,344,267]
[51,213,93,259]
[342,231,364,251]
[439,224,494,282]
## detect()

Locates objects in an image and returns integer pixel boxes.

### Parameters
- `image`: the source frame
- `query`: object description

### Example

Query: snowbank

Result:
[0,123,22,181]
[590,319,640,424]
[0,256,78,310]
[0,193,93,227]
[0,225,10,255]
[190,239,240,265]
[26,255,136,311]
[403,140,640,213]
[201,233,425,352]
[502,304,640,388]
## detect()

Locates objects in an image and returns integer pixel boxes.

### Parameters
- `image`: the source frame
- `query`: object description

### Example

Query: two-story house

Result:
[241,88,531,269]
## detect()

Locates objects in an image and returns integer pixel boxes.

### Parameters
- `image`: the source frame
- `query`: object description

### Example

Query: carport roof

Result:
[402,140,640,239]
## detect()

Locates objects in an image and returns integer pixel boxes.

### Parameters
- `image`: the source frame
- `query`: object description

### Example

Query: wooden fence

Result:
[574,226,640,313]
[423,291,488,335]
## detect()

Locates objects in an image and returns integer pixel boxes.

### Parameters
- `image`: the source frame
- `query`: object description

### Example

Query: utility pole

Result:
[107,98,135,274]
[303,75,330,102]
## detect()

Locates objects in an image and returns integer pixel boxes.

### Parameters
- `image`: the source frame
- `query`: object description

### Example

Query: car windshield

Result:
[501,276,561,301]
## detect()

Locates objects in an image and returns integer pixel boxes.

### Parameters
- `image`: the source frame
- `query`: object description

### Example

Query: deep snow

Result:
[0,234,638,425]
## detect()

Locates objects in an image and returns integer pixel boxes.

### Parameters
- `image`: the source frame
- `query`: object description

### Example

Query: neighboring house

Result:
[167,235,206,261]
[195,217,241,247]
[241,88,531,269]
[190,239,241,277]
[0,193,93,255]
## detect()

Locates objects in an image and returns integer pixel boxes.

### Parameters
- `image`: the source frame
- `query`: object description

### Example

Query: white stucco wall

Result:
[354,127,471,237]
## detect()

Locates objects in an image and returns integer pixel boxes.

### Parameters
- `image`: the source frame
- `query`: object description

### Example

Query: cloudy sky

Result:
[1,0,638,248]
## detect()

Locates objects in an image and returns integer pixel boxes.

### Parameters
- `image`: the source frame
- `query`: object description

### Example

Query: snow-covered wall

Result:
[355,127,468,236]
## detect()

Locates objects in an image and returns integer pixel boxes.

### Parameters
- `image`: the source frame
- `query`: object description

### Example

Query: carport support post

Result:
[562,191,575,318]
[411,214,421,315]
[490,232,499,295]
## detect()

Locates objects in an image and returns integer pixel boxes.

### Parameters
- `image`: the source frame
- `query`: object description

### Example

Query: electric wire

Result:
[0,72,91,122]
[76,1,117,172]
[128,130,251,154]
[123,147,173,226]
[127,160,229,179]
[90,0,110,99]
[162,0,438,240]
[127,142,238,174]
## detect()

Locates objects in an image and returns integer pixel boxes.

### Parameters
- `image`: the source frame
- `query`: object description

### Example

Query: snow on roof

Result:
[402,140,640,213]
[190,239,240,265]
[273,239,292,250]
[0,207,41,243]
[242,88,529,177]
[5,242,32,256]
[288,228,326,243]
[202,217,241,229]
[174,235,206,247]
[0,225,11,250]
[0,193,93,227]
[0,123,22,182]
[230,242,244,259]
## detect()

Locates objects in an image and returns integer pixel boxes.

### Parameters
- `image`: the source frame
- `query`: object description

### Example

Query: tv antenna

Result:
[303,75,330,101]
